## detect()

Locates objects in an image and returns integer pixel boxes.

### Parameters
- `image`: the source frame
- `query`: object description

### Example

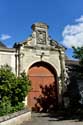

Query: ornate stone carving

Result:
[36,30,46,45]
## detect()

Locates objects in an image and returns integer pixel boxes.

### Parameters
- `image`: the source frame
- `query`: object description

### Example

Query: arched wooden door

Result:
[28,62,58,112]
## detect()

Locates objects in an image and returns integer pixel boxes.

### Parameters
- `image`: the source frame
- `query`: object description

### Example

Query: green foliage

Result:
[72,46,83,79]
[0,65,31,116]
[72,46,83,66]
[0,96,12,116]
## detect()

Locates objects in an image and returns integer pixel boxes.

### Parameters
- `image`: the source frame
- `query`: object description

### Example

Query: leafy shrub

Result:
[0,65,31,116]
[0,96,12,116]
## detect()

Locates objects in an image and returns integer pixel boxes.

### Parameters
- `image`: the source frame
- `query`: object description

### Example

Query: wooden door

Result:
[28,63,57,111]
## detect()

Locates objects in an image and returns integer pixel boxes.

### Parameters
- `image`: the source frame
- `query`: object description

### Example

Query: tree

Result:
[0,65,31,116]
[72,46,83,79]
[72,46,83,66]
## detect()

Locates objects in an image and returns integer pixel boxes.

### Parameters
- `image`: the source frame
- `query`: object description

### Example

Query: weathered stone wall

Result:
[0,48,16,73]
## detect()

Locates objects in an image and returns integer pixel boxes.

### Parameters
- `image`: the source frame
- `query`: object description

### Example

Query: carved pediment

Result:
[14,22,66,51]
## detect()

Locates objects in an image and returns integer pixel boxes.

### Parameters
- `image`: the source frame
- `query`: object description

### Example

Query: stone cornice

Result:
[31,22,49,30]
[0,48,16,52]
[23,44,65,52]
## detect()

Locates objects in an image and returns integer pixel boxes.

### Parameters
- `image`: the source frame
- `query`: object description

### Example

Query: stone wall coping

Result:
[0,108,30,123]
[0,48,15,52]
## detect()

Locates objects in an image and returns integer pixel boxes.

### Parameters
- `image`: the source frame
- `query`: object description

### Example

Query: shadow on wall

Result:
[63,65,82,111]
[33,82,58,112]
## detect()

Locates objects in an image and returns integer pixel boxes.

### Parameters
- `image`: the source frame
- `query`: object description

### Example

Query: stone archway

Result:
[28,61,58,112]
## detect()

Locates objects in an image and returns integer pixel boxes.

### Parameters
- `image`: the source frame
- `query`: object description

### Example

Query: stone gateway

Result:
[0,22,66,111]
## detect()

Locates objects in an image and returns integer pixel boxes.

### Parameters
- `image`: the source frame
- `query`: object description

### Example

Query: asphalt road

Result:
[21,112,83,125]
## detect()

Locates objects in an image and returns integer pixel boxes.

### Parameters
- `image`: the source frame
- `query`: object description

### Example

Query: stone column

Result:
[58,49,65,104]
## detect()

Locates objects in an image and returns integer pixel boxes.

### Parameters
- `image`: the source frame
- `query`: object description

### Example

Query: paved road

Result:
[21,112,83,125]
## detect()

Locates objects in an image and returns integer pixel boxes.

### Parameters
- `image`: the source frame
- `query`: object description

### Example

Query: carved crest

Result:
[36,30,46,45]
